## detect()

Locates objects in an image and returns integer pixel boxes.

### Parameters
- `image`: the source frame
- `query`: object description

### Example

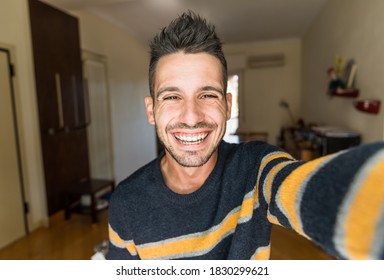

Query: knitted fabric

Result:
[107,141,384,259]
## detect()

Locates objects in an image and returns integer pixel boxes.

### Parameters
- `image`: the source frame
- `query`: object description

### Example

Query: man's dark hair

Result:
[149,11,228,98]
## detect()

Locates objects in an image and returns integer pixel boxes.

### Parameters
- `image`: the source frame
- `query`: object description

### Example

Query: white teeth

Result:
[175,133,208,144]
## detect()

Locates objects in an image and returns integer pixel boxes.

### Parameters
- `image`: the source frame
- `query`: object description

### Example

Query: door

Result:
[83,53,114,180]
[0,48,27,249]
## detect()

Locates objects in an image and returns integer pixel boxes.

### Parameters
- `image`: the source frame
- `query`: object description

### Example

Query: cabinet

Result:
[29,0,90,215]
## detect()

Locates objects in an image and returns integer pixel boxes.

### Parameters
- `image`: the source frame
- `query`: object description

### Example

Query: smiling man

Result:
[107,12,384,260]
[144,52,231,194]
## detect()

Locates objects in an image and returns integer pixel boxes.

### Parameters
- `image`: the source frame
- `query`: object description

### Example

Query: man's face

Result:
[145,52,232,168]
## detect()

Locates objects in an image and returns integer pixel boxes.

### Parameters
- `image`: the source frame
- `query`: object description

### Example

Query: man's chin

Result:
[167,147,217,168]
[175,159,208,168]
[172,154,207,168]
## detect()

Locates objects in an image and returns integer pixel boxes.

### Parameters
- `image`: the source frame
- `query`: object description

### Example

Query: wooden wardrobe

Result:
[28,0,90,215]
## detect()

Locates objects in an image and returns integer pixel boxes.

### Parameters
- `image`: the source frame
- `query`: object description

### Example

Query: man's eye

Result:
[163,95,180,100]
[201,94,219,99]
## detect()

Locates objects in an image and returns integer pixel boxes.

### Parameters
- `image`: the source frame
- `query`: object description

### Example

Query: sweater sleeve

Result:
[258,141,384,260]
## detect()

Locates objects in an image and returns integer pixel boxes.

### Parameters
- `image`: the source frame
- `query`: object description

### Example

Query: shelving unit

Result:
[62,179,114,223]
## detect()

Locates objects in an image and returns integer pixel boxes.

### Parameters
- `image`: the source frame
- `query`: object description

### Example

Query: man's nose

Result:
[180,98,204,126]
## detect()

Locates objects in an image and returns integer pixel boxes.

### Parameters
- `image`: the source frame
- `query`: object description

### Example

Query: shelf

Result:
[63,179,114,223]
[71,200,109,216]
[330,88,359,98]
[354,99,381,114]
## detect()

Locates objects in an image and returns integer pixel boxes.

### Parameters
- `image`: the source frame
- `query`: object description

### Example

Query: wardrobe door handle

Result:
[55,73,64,129]
[83,78,91,126]
[72,75,80,126]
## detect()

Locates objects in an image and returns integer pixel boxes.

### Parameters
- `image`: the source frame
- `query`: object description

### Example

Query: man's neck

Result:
[160,152,218,194]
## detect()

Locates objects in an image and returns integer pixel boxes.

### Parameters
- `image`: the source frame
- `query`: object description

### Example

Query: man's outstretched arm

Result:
[259,141,384,259]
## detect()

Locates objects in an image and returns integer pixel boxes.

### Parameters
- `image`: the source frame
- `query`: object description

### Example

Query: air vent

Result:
[247,54,285,68]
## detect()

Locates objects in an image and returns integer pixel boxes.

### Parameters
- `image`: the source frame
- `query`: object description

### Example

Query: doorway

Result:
[0,46,27,249]
[82,51,114,180]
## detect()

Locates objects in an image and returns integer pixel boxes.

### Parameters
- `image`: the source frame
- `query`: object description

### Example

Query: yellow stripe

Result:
[239,195,256,220]
[109,225,125,246]
[125,242,138,256]
[267,213,280,225]
[138,211,240,259]
[138,195,257,259]
[110,191,259,259]
[258,152,293,226]
[260,152,293,172]
[264,161,292,226]
[239,187,260,221]
[252,245,270,260]
[278,155,332,235]
[109,225,137,255]
[264,161,293,203]
[344,159,384,259]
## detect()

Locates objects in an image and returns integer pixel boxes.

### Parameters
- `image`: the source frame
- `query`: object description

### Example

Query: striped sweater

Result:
[107,140,384,260]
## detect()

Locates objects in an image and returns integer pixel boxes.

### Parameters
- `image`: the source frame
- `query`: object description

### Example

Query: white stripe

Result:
[371,205,384,258]
[333,149,384,259]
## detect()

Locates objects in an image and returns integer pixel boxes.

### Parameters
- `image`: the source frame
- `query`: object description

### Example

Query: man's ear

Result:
[225,93,232,120]
[144,96,155,125]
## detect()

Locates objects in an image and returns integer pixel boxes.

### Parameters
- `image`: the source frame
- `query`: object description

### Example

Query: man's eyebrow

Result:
[156,87,180,98]
[201,86,224,96]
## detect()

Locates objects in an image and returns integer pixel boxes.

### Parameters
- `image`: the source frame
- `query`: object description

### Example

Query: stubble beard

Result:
[156,122,224,168]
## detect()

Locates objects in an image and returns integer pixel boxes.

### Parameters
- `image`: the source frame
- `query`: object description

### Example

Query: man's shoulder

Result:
[112,156,160,199]
[221,140,279,158]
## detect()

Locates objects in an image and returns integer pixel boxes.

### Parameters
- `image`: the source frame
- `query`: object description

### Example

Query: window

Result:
[223,74,240,143]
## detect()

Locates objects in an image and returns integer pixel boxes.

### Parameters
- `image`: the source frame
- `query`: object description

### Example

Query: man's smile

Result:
[173,132,209,145]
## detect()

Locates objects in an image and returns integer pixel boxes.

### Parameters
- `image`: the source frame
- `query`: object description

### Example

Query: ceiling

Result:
[42,0,328,45]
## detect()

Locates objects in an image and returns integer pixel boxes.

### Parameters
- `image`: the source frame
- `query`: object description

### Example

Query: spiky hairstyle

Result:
[148,11,227,98]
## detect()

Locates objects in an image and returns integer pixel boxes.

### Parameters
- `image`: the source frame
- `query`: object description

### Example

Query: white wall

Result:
[0,0,48,231]
[0,0,157,233]
[302,0,384,143]
[224,39,302,145]
[72,10,157,183]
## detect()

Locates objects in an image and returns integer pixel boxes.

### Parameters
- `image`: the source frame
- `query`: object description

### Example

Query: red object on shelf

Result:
[331,88,359,98]
[354,99,381,114]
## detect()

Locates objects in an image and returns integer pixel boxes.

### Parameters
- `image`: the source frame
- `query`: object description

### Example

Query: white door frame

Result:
[82,50,115,181]
[0,44,28,248]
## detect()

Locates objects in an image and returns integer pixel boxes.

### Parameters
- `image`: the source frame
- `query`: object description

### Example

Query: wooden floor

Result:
[0,210,109,260]
[0,209,334,260]
[270,225,334,260]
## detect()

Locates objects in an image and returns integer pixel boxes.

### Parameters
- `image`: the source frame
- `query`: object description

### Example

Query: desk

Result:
[281,125,361,160]
[63,179,114,223]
